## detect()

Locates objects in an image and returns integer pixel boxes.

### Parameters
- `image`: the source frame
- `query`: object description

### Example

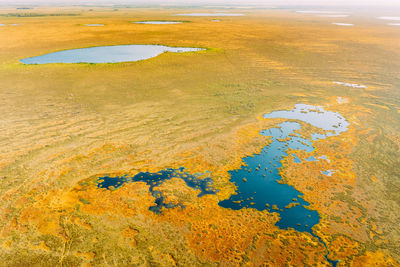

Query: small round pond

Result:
[133,21,183,24]
[83,24,104,26]
[176,13,244,17]
[332,22,354,26]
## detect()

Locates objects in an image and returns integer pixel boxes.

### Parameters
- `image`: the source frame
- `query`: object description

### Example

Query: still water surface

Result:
[21,45,204,64]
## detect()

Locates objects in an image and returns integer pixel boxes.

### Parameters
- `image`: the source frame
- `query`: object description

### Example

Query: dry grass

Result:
[0,6,399,266]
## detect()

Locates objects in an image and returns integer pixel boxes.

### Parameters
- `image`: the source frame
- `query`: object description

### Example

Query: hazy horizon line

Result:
[1,0,400,8]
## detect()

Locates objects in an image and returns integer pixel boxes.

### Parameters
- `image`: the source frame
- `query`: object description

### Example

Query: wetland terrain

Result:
[0,4,400,266]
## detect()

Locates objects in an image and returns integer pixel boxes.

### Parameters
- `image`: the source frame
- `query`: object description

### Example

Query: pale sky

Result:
[0,0,400,7]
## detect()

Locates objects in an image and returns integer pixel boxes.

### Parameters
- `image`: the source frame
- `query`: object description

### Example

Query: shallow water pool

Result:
[83,24,104,26]
[176,13,244,16]
[20,44,205,64]
[133,21,183,24]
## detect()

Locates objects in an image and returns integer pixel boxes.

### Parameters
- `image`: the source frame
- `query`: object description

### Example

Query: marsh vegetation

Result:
[0,6,399,267]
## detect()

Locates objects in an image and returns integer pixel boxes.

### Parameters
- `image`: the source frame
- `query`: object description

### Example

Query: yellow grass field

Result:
[0,6,400,266]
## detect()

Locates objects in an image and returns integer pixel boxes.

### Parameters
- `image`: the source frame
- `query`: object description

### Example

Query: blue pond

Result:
[306,156,318,162]
[20,45,204,64]
[218,104,348,266]
[292,154,302,163]
[312,133,327,140]
[321,170,335,176]
[96,168,217,214]
[218,122,320,233]
[264,104,349,134]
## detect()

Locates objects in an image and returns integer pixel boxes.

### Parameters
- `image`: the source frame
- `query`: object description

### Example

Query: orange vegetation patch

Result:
[351,251,400,267]
[151,194,330,265]
[121,227,139,247]
[329,235,359,260]
[69,216,92,230]
[72,182,151,217]
[0,217,28,238]
[153,178,199,207]
[74,251,95,260]
[29,241,51,252]
[12,177,156,242]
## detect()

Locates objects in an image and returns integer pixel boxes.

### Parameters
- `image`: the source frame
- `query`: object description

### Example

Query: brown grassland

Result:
[0,6,400,266]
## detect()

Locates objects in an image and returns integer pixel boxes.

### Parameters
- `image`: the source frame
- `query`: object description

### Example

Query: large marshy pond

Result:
[218,104,348,266]
[219,121,321,232]
[219,104,349,224]
[219,104,349,223]
[20,45,205,64]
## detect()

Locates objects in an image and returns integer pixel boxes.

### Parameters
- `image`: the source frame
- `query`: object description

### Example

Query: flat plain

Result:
[0,6,400,266]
